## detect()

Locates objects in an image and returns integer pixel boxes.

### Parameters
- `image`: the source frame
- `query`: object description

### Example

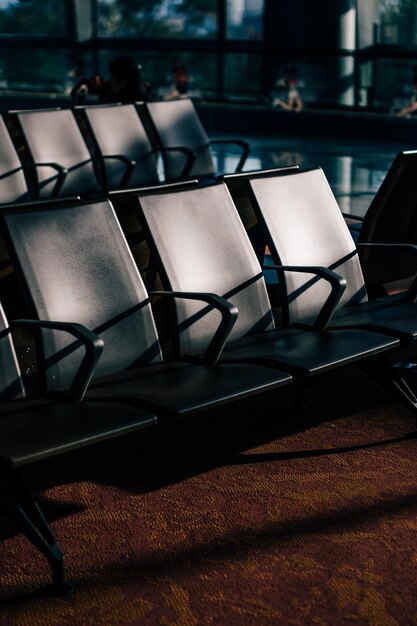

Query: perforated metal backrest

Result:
[0,302,25,400]
[145,99,216,180]
[75,103,160,189]
[2,199,163,391]
[0,116,29,203]
[358,150,417,285]
[10,108,100,198]
[137,182,275,355]
[248,168,368,325]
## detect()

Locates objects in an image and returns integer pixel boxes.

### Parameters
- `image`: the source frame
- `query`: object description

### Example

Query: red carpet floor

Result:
[0,364,416,625]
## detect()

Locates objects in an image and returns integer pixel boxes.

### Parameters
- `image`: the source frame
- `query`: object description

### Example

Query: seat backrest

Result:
[136,182,275,356]
[7,108,101,198]
[109,179,200,292]
[0,116,30,204]
[220,166,300,262]
[74,103,160,190]
[1,199,163,392]
[143,99,216,180]
[246,168,368,326]
[358,149,417,285]
[0,301,25,400]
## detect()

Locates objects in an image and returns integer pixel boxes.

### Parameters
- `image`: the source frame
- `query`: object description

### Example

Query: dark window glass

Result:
[224,53,262,100]
[98,0,217,39]
[0,0,67,36]
[369,58,417,112]
[379,0,417,47]
[226,0,264,40]
[0,49,90,94]
[357,0,417,48]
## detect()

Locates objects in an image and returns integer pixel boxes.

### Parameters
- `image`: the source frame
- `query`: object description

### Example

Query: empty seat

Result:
[74,102,161,191]
[242,167,417,411]
[140,98,250,181]
[356,150,417,293]
[5,108,101,198]
[0,116,30,203]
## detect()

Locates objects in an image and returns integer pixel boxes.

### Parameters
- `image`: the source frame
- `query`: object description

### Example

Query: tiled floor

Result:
[210,131,417,218]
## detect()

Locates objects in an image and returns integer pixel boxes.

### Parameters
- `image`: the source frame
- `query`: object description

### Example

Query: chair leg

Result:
[0,469,74,595]
[360,355,417,422]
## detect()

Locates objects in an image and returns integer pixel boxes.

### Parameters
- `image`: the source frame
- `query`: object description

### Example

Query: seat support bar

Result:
[0,470,74,595]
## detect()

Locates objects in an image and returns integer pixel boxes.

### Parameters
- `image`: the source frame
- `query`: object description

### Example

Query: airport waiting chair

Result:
[352,150,417,294]
[132,182,416,415]
[0,297,157,595]
[0,116,31,203]
[242,167,417,393]
[139,98,250,182]
[73,103,162,191]
[334,150,417,294]
[5,107,102,199]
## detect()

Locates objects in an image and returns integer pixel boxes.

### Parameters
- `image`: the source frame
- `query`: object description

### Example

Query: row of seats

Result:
[1,164,417,596]
[1,95,417,296]
[0,98,250,204]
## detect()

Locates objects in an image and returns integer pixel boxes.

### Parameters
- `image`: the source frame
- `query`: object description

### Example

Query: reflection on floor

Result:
[210,132,417,218]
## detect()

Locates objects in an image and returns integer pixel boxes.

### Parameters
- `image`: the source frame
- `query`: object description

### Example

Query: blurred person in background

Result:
[71,55,152,104]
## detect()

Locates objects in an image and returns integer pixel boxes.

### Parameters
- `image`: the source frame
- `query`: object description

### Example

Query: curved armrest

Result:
[24,161,68,198]
[210,138,250,172]
[102,154,136,188]
[150,290,238,364]
[162,146,196,180]
[66,157,94,174]
[263,264,347,330]
[10,318,104,402]
[357,242,417,302]
[103,149,159,187]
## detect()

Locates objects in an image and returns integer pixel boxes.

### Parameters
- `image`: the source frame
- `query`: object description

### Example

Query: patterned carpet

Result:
[1,363,417,625]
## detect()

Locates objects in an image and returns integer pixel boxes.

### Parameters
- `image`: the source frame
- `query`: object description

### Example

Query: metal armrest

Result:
[103,149,159,188]
[102,154,136,188]
[24,161,68,198]
[150,290,238,364]
[263,263,347,331]
[356,242,417,302]
[10,318,104,402]
[210,138,250,172]
[66,157,94,174]
[162,146,196,180]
